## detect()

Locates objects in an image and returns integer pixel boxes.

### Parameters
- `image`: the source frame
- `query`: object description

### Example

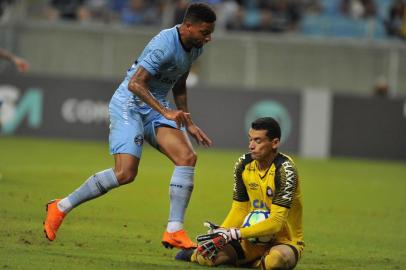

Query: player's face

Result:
[248,129,279,161]
[186,21,215,48]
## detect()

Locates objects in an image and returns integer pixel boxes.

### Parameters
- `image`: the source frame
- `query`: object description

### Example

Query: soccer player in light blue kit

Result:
[44,3,216,250]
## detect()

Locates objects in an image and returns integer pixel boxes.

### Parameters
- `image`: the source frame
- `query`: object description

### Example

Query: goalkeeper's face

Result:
[248,129,280,161]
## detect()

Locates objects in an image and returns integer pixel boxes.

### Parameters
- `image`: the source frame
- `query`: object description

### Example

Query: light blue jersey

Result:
[115,25,203,114]
[109,25,203,158]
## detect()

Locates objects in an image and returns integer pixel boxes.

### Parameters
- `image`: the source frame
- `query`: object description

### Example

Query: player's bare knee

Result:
[115,169,137,185]
[175,151,197,166]
[186,151,197,165]
[262,249,290,270]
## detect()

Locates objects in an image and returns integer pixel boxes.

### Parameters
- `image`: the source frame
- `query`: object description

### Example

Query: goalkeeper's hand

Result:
[212,227,241,242]
[196,226,241,260]
[196,235,227,260]
[203,220,221,233]
[199,221,241,243]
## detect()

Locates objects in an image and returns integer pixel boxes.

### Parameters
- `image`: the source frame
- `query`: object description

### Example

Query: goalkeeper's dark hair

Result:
[183,3,216,24]
[251,117,281,140]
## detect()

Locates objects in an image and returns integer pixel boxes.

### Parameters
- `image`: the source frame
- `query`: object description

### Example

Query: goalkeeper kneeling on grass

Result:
[176,117,304,270]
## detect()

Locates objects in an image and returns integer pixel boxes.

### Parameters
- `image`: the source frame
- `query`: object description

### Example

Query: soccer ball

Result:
[242,209,274,244]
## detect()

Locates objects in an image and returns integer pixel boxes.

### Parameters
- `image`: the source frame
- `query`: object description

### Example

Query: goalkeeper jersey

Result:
[222,152,304,248]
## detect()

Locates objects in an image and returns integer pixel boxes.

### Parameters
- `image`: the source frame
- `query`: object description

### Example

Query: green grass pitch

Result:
[0,137,405,270]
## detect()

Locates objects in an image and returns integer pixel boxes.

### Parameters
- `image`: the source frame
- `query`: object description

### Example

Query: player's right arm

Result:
[128,66,189,128]
[221,154,252,228]
[221,201,249,228]
[0,48,29,72]
[128,34,190,128]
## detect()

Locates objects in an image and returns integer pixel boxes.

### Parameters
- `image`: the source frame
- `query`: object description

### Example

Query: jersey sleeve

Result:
[139,36,172,76]
[239,203,289,239]
[272,158,299,209]
[232,154,251,202]
[221,200,250,228]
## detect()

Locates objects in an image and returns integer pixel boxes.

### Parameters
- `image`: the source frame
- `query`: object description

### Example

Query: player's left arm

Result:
[172,71,189,112]
[239,204,289,239]
[208,200,293,244]
[172,72,212,147]
[239,159,299,239]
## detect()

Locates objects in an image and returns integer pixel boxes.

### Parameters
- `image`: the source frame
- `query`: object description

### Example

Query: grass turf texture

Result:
[0,137,405,270]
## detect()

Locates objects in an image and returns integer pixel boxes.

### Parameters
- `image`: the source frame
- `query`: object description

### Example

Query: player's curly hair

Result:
[183,3,216,24]
[251,117,281,140]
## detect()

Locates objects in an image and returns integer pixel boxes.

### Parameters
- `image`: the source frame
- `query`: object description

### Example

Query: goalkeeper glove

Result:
[197,221,241,243]
[212,227,241,242]
[201,221,241,242]
[196,226,241,260]
[203,220,221,233]
[196,236,227,260]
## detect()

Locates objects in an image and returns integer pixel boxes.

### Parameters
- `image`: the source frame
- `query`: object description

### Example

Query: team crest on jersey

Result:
[134,135,144,146]
[266,186,274,198]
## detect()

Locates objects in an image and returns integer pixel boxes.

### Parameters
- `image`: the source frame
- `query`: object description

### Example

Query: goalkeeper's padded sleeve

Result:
[239,204,289,239]
[221,200,250,229]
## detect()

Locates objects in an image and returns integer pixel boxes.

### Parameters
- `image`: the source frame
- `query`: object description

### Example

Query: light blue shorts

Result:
[108,94,182,158]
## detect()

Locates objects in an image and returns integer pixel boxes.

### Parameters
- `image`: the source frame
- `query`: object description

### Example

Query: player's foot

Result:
[175,248,195,261]
[43,199,66,241]
[161,229,197,250]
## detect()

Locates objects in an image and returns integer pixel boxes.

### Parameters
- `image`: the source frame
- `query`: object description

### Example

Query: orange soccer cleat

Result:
[43,199,66,241]
[162,229,197,250]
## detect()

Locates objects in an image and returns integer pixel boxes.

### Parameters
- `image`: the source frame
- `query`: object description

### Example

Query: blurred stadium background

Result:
[1,0,405,160]
[0,1,406,270]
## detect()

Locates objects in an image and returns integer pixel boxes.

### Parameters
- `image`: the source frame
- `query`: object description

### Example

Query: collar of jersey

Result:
[176,26,191,53]
[255,161,271,180]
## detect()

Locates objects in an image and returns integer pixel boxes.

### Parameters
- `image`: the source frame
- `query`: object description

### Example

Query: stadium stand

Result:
[5,0,405,40]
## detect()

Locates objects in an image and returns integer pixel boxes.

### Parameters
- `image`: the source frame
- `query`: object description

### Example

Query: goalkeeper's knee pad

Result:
[260,249,290,270]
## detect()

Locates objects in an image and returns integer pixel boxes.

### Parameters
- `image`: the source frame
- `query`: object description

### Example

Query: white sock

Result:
[166,166,194,232]
[57,198,72,213]
[167,221,183,233]
[56,168,119,213]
